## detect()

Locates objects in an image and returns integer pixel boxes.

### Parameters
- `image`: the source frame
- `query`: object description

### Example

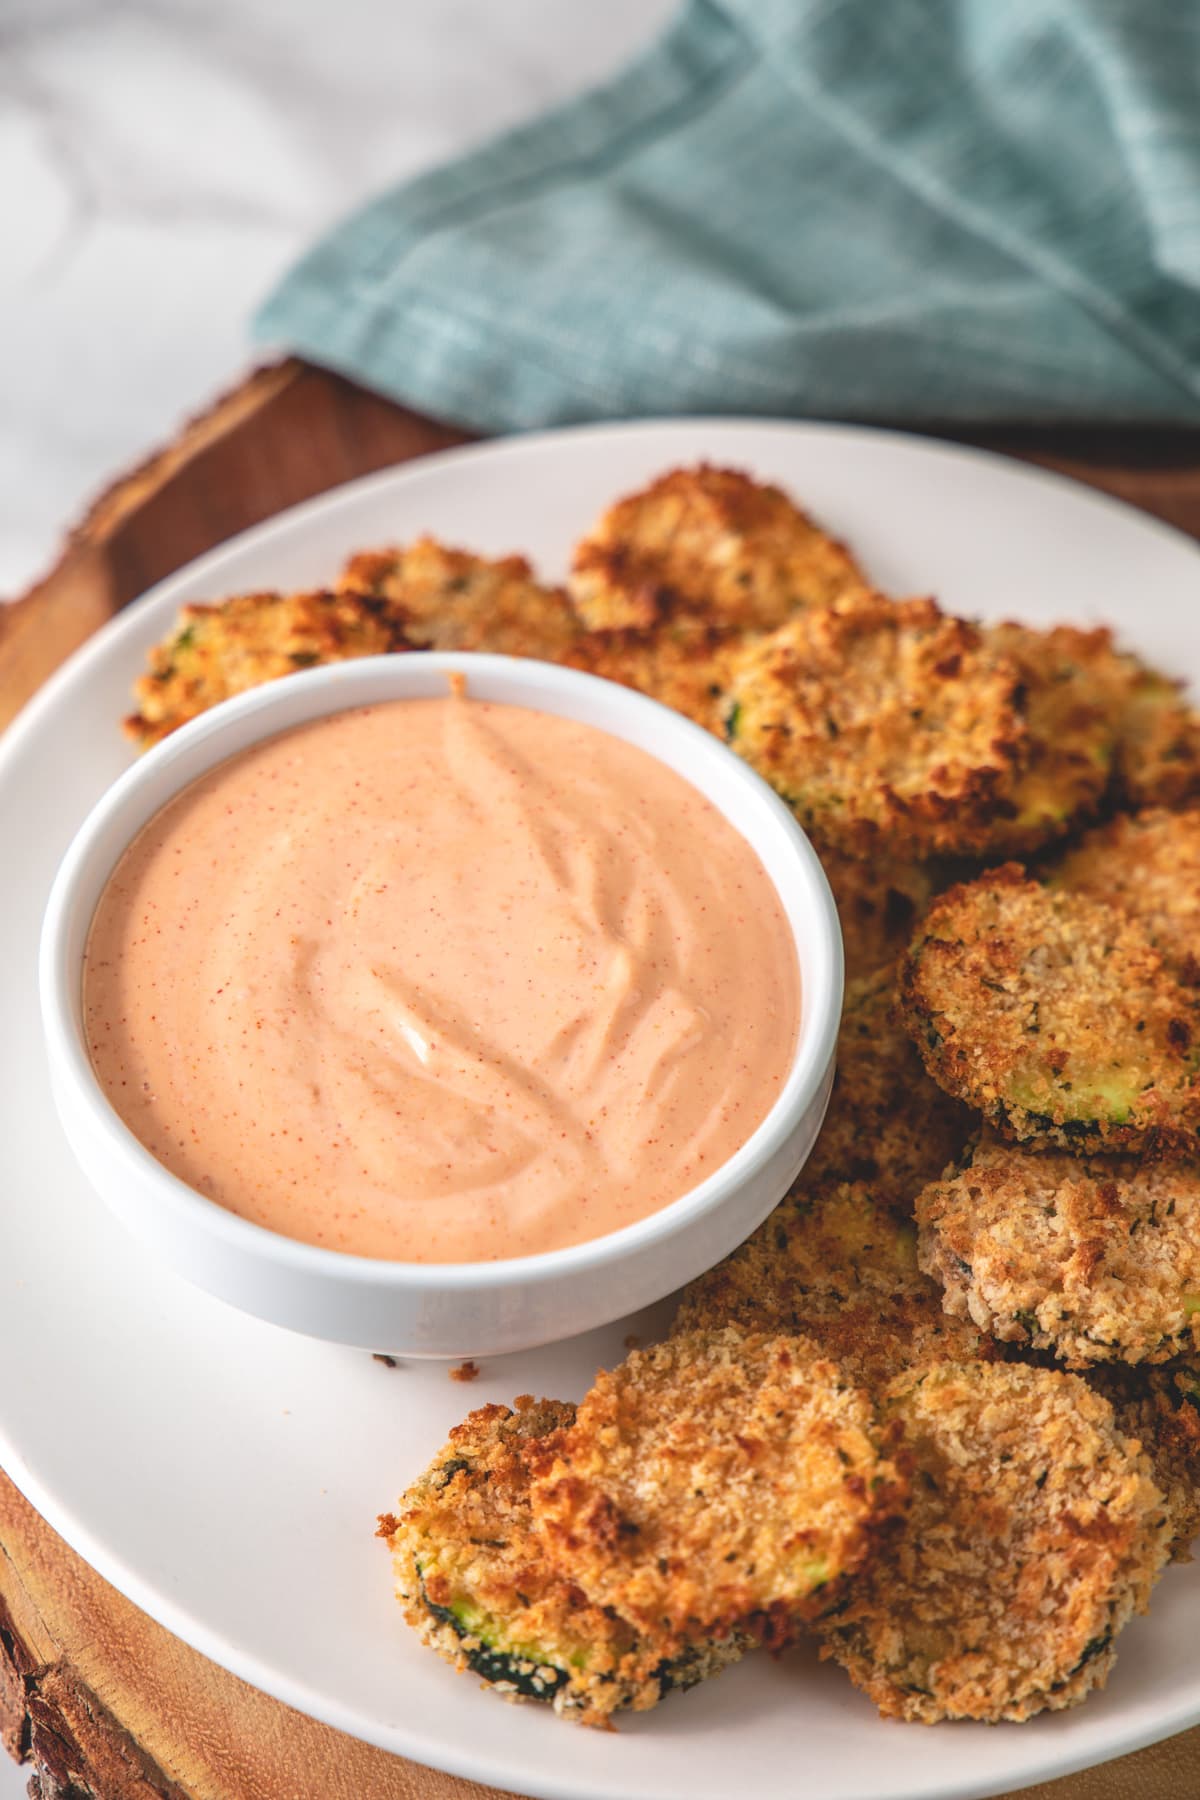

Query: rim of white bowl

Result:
[41,652,843,1288]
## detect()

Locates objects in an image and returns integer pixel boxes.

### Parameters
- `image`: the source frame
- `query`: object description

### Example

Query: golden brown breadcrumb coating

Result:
[1084,1360,1200,1562]
[567,621,742,736]
[1055,806,1200,983]
[379,1397,745,1726]
[979,623,1115,856]
[816,843,940,983]
[341,536,582,661]
[724,594,1026,858]
[569,464,865,633]
[917,1140,1200,1366]
[818,1361,1171,1722]
[125,589,409,748]
[901,865,1200,1153]
[805,961,973,1209]
[671,1181,995,1387]
[531,1329,907,1647]
[1100,648,1200,810]
[990,628,1200,813]
[675,1181,918,1323]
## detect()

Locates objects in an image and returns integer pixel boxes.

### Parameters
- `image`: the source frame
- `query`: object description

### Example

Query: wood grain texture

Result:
[2,365,1200,1798]
[0,359,466,732]
[0,1472,521,1800]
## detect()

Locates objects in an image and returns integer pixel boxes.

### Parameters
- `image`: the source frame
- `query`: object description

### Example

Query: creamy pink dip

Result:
[84,697,800,1262]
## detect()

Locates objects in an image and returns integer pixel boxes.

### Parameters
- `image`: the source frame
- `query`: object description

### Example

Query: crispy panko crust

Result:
[566,622,743,736]
[1084,1360,1200,1562]
[817,1362,1171,1722]
[1099,647,1200,810]
[125,588,409,748]
[917,1140,1200,1366]
[379,1398,744,1726]
[671,1181,995,1387]
[674,1181,921,1327]
[901,865,1200,1154]
[341,536,582,660]
[568,464,865,633]
[530,1329,907,1647]
[817,844,940,983]
[1055,806,1200,983]
[979,623,1115,856]
[806,961,974,1209]
[723,594,1026,858]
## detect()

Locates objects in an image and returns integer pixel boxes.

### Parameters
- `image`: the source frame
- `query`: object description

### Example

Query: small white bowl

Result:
[40,654,842,1358]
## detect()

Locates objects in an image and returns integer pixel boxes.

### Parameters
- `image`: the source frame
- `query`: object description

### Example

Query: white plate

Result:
[3,420,1200,1800]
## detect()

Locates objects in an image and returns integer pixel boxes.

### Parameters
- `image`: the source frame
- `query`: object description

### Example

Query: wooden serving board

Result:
[3,361,1200,1799]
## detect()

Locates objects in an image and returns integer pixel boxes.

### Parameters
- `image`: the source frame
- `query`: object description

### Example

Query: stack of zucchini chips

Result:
[128,464,1200,1729]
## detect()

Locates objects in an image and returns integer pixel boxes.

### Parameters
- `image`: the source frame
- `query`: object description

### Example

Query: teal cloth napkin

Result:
[254,0,1200,430]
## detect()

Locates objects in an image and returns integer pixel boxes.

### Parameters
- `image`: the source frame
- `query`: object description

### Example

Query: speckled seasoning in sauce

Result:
[83,697,800,1262]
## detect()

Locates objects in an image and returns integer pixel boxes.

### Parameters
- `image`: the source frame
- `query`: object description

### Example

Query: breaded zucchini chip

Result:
[806,961,973,1209]
[818,843,939,983]
[379,1398,744,1726]
[723,594,1026,858]
[818,1362,1171,1722]
[1001,628,1200,812]
[1101,649,1200,810]
[568,622,742,736]
[672,1181,994,1386]
[569,464,865,633]
[979,623,1115,856]
[531,1329,907,1647]
[1055,806,1200,983]
[125,588,408,748]
[674,1181,921,1329]
[341,536,581,661]
[901,866,1200,1153]
[1086,1360,1200,1562]
[917,1141,1200,1366]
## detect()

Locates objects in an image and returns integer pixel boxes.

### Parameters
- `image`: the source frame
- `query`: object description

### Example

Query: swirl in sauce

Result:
[84,696,800,1261]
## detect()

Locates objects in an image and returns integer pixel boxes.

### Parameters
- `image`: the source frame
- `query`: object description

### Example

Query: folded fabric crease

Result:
[254,0,1200,431]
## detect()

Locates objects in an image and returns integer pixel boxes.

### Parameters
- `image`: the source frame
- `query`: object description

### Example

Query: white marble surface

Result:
[0,0,677,600]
